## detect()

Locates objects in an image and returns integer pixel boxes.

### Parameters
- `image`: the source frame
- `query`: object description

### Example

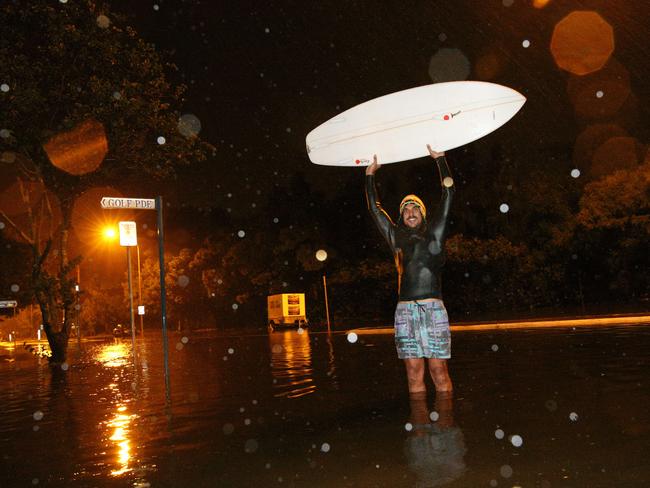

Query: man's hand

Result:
[427,144,445,159]
[366,154,381,175]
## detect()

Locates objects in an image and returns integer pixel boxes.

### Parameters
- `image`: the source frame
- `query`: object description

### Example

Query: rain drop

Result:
[11,284,19,292]
[491,344,499,352]
[429,411,439,422]
[181,336,189,344]
[33,411,44,421]
[112,91,122,100]
[176,342,184,351]
[0,129,11,138]
[232,303,239,310]
[0,83,9,92]
[569,412,579,421]
[320,443,331,453]
[153,4,160,11]
[347,332,358,343]
[157,136,166,145]
[495,428,505,439]
[522,39,531,48]
[404,422,413,431]
[499,203,510,213]
[510,434,523,447]
[273,217,279,223]
[500,464,513,478]
[228,348,234,354]
[596,90,604,98]
[571,169,581,178]
[237,230,246,238]
[61,362,69,371]
[96,15,110,28]
[223,423,235,435]
[178,114,202,138]
[178,275,190,287]
[244,439,259,453]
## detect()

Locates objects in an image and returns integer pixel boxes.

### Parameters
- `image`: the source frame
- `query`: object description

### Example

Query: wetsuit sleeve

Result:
[365,174,396,251]
[428,156,455,242]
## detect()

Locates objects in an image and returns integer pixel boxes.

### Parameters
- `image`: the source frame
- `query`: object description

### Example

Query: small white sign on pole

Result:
[138,305,145,316]
[119,221,138,247]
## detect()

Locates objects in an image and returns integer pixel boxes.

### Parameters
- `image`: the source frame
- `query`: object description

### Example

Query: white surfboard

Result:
[306,81,526,166]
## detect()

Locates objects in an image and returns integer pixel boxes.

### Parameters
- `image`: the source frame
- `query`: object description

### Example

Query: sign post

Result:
[119,221,138,361]
[102,196,170,400]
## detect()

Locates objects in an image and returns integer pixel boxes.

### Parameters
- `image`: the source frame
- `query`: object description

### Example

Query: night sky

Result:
[2,0,650,315]
[118,0,650,217]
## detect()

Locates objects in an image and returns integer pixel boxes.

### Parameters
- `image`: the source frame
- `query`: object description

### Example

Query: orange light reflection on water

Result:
[96,342,131,367]
[107,405,137,476]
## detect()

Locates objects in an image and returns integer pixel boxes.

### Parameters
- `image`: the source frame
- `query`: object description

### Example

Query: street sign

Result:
[0,300,18,308]
[100,197,156,210]
[119,221,138,247]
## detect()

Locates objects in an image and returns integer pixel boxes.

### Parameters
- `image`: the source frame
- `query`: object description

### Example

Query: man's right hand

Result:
[365,155,381,175]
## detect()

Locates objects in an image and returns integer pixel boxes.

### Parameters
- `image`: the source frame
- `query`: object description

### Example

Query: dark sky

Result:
[100,0,650,255]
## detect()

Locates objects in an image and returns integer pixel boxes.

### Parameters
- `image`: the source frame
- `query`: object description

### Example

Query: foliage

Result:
[0,0,212,361]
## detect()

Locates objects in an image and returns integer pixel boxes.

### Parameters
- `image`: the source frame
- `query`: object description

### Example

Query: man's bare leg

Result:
[428,358,453,393]
[404,358,426,393]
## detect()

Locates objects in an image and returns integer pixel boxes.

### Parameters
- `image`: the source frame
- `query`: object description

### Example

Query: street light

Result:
[315,249,331,332]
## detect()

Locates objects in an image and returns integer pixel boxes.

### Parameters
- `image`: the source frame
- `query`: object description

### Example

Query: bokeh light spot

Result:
[510,434,523,447]
[96,15,110,28]
[178,275,190,287]
[591,136,640,179]
[495,428,505,439]
[428,48,470,83]
[551,11,615,75]
[157,136,166,145]
[347,332,358,343]
[0,83,9,92]
[500,464,513,478]
[571,169,581,178]
[178,114,201,138]
[522,40,531,48]
[499,203,510,213]
[43,119,108,175]
[533,0,551,8]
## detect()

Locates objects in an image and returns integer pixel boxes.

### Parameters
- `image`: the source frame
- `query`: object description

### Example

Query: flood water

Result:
[1,323,650,487]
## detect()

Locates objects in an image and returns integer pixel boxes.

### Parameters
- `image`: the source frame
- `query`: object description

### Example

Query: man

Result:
[365,145,455,394]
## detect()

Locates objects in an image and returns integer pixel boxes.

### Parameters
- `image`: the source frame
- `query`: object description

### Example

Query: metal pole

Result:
[76,265,81,349]
[127,247,136,361]
[136,244,144,337]
[156,196,171,399]
[323,274,331,332]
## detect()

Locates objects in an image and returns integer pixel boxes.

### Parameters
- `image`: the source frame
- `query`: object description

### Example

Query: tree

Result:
[0,1,211,362]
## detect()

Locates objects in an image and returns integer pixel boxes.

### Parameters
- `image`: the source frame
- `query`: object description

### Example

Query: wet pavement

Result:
[1,322,650,487]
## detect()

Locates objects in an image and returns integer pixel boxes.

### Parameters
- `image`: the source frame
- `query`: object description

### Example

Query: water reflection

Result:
[269,329,315,398]
[96,341,131,368]
[405,393,466,486]
[94,341,138,477]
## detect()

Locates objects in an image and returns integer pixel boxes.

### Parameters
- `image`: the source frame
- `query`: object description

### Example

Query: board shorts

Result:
[394,299,451,359]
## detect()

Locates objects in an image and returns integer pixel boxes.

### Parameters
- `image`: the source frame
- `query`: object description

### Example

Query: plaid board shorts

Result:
[394,299,451,359]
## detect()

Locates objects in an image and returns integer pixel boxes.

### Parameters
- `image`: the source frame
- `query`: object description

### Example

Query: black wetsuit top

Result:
[365,156,455,301]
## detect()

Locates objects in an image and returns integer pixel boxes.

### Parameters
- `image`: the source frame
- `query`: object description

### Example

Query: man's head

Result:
[399,194,426,229]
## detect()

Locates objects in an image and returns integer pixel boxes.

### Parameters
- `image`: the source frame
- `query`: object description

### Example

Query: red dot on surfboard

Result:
[444,114,450,120]
[355,159,361,164]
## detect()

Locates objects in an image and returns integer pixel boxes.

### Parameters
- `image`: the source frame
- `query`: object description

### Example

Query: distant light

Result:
[347,332,358,343]
[499,203,510,213]
[320,443,331,453]
[237,230,246,238]
[571,168,581,178]
[596,90,604,98]
[429,411,439,421]
[316,249,328,262]
[495,428,505,439]
[0,83,9,92]
[157,136,166,145]
[522,40,531,48]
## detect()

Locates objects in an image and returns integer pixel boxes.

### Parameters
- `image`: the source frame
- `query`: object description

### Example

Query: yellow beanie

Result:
[399,194,426,219]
